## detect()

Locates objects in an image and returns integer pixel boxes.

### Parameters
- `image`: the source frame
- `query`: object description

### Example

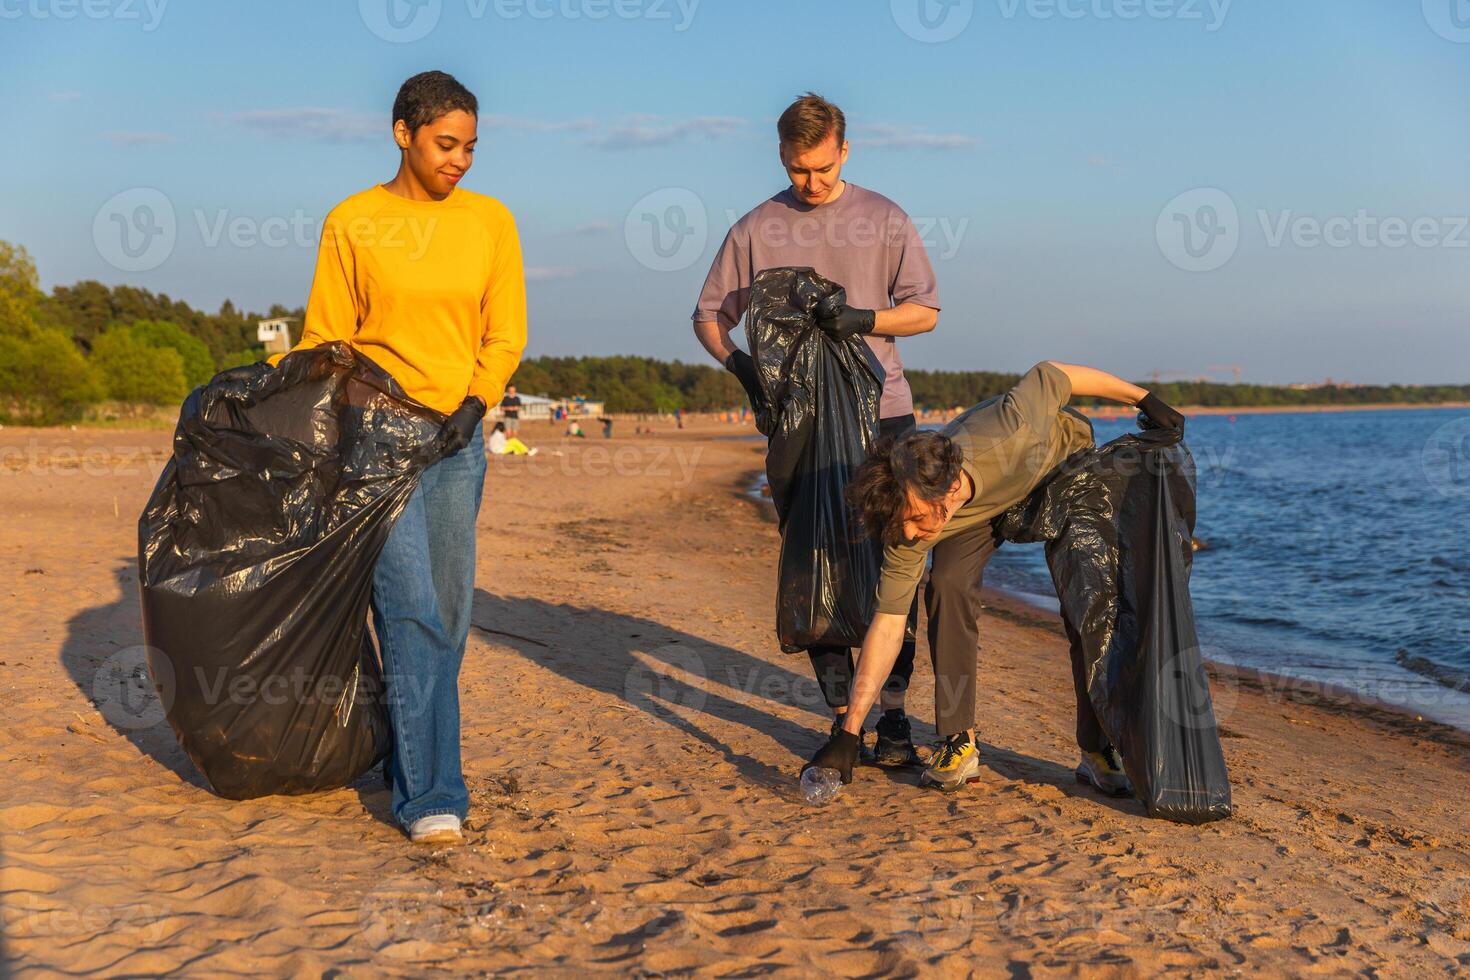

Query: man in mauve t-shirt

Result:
[692,93,940,769]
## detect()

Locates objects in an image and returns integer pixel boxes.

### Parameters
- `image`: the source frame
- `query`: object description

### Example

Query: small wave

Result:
[1396,649,1470,694]
[1221,614,1301,629]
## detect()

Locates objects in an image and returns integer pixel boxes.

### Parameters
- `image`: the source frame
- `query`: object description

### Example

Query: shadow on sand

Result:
[54,566,1140,820]
[57,559,208,791]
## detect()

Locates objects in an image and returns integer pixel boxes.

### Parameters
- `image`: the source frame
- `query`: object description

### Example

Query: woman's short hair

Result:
[846,431,964,546]
[393,71,478,135]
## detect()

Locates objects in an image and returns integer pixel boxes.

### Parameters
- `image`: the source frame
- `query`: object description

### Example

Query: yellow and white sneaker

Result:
[1076,746,1133,798]
[920,733,982,791]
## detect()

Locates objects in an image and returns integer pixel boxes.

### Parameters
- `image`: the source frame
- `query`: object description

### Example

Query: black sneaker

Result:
[873,711,922,768]
[831,717,876,765]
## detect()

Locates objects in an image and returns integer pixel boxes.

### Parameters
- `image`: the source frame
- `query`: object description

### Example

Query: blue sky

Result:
[2,0,1467,384]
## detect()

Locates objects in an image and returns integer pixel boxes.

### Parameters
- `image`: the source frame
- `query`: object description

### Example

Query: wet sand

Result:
[2,420,1468,976]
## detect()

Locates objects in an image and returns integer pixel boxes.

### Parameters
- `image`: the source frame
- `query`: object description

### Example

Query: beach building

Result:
[257,317,296,355]
[489,394,606,420]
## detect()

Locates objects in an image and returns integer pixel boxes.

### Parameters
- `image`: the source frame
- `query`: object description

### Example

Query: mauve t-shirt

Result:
[692,182,940,419]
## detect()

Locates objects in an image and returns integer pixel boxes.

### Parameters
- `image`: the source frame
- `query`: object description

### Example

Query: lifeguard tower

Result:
[257,317,297,355]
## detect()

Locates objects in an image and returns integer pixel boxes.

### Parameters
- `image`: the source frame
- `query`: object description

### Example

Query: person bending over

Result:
[804,361,1184,793]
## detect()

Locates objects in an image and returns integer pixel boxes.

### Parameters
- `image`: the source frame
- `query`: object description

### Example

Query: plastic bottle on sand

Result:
[800,767,842,805]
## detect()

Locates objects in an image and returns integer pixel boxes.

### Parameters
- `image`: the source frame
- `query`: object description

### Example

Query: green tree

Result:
[126,319,217,387]
[0,330,102,423]
[0,241,43,338]
[90,327,188,404]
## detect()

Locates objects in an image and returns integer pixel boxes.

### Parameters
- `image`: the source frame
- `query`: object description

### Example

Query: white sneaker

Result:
[408,814,463,845]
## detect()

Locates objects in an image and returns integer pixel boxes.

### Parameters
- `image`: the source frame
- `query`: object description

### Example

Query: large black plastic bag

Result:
[138,342,445,799]
[995,427,1232,824]
[746,267,886,652]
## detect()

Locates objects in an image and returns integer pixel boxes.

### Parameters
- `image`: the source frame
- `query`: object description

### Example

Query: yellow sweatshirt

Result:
[272,184,527,415]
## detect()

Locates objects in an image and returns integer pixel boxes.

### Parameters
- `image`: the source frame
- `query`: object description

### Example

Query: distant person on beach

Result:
[599,416,614,438]
[500,384,523,436]
[566,419,585,438]
[804,362,1184,793]
[488,420,536,456]
[692,92,940,766]
[270,70,526,846]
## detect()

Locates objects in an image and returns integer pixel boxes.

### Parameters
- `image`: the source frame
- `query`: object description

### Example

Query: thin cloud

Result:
[50,90,83,102]
[588,115,748,150]
[525,266,578,282]
[855,124,978,151]
[107,132,174,146]
[228,108,383,142]
[481,114,599,134]
[1088,154,1109,167]
[575,220,613,235]
[227,107,748,150]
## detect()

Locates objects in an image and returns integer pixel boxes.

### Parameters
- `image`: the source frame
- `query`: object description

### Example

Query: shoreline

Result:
[975,586,1470,750]
[1076,400,1470,419]
[3,398,1467,434]
[5,423,1470,974]
[736,468,1470,740]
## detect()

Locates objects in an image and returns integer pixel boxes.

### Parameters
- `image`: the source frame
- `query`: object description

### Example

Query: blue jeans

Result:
[371,421,486,827]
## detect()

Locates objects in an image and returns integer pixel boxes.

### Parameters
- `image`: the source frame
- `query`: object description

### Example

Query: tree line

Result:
[1,240,1465,424]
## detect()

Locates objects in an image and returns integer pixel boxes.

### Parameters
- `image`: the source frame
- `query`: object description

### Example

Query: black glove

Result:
[1136,392,1185,434]
[816,304,876,341]
[438,395,486,457]
[802,728,861,785]
[724,349,765,410]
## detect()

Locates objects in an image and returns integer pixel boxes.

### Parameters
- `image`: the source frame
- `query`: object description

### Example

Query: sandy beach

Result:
[2,419,1469,976]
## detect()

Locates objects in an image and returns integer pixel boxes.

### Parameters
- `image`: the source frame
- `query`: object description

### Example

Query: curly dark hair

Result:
[392,70,478,135]
[846,430,965,546]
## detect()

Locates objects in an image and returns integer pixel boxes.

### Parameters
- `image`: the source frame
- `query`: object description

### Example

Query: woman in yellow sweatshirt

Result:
[275,71,526,846]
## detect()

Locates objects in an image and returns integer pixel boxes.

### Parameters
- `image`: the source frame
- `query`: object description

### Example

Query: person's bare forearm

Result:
[1045,361,1148,406]
[840,612,909,735]
[693,319,737,364]
[870,302,938,338]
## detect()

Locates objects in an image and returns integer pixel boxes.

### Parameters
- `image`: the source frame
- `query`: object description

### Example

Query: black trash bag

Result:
[137,342,446,799]
[745,267,887,652]
[996,427,1232,824]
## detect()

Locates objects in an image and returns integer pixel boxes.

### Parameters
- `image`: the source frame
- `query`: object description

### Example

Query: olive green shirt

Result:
[873,362,1095,615]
